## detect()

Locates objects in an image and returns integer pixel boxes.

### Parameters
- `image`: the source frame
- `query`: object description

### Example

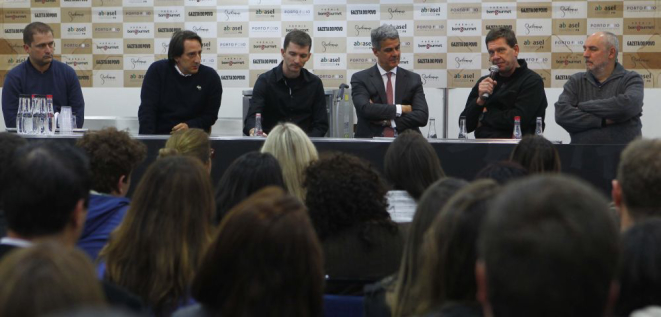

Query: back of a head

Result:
[509,135,561,174]
[474,160,528,185]
[414,179,500,315]
[0,242,106,317]
[617,138,661,220]
[303,152,393,241]
[192,187,323,317]
[0,133,27,218]
[159,128,211,165]
[3,142,90,238]
[261,123,318,201]
[616,219,661,316]
[100,156,214,315]
[76,127,147,194]
[215,151,285,224]
[480,175,619,317]
[384,131,445,200]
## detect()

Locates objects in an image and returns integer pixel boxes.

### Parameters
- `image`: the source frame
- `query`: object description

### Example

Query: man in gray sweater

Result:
[555,31,643,144]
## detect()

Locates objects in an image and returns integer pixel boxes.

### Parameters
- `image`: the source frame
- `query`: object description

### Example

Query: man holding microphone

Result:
[460,27,547,138]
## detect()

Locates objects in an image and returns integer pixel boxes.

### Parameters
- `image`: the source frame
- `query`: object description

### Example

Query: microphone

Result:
[480,65,500,100]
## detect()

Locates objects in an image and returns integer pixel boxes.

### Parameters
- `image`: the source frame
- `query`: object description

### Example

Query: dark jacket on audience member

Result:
[423,302,484,317]
[77,194,130,260]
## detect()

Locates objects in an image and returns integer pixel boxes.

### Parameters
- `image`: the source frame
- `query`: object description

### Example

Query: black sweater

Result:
[460,60,547,138]
[138,60,222,134]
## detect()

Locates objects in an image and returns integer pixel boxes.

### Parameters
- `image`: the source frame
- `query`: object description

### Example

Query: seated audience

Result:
[412,180,500,317]
[384,131,445,222]
[612,138,661,231]
[304,153,403,294]
[261,123,318,202]
[509,135,561,174]
[99,156,214,316]
[0,132,27,238]
[474,161,528,184]
[214,151,284,224]
[75,128,147,260]
[0,142,143,312]
[0,242,106,317]
[364,178,469,317]
[159,128,214,173]
[615,219,661,316]
[477,175,620,317]
[175,187,323,317]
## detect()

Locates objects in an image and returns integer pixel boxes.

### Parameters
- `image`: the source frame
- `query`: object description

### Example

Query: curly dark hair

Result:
[76,127,147,194]
[303,153,396,244]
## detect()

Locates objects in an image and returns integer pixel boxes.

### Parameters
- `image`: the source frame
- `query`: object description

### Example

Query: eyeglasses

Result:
[209,148,215,160]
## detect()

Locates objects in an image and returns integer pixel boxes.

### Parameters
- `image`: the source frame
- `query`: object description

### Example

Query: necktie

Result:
[383,72,395,137]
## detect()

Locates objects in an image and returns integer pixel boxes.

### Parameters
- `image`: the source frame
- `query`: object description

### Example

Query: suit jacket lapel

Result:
[369,65,388,104]
[395,67,407,104]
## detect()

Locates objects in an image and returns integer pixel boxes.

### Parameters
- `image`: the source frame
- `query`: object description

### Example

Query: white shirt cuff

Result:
[396,104,402,117]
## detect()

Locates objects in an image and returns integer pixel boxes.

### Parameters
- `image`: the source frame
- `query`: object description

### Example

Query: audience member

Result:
[75,128,147,260]
[364,178,469,317]
[0,132,27,238]
[413,180,500,317]
[0,142,143,313]
[612,138,661,231]
[304,153,402,294]
[474,161,527,184]
[615,219,661,316]
[509,135,561,174]
[477,175,620,317]
[261,123,318,202]
[0,242,106,317]
[159,128,213,173]
[99,156,214,316]
[384,131,445,222]
[214,151,285,224]
[176,187,324,317]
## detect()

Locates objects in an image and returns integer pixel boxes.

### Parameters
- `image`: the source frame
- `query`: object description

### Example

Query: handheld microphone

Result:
[480,65,500,100]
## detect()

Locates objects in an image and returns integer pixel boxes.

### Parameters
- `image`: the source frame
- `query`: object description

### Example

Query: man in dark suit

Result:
[350,24,429,138]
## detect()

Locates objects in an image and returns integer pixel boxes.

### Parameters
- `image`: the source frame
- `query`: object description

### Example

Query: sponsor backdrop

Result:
[0,0,659,88]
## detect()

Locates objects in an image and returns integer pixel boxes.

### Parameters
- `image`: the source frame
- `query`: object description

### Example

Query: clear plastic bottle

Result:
[427,117,437,139]
[458,116,468,139]
[513,116,522,140]
[46,95,55,135]
[16,94,29,134]
[23,95,34,134]
[254,113,263,137]
[535,117,543,136]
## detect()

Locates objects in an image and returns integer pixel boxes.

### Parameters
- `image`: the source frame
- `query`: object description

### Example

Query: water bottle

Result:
[458,116,468,139]
[427,117,437,139]
[535,117,543,136]
[46,95,55,135]
[38,96,47,134]
[23,95,34,134]
[16,94,29,133]
[254,113,263,137]
[512,116,522,140]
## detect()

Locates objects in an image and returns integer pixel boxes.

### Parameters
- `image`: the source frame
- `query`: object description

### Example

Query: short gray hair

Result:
[371,24,399,50]
[598,31,619,56]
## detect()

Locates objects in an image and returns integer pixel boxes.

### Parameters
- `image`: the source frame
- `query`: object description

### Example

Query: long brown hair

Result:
[99,156,214,316]
[191,187,324,317]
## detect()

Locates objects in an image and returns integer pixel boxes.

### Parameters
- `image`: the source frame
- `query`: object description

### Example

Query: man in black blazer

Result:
[350,24,429,138]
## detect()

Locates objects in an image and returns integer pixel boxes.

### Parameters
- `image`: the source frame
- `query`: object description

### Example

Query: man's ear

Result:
[71,199,86,231]
[612,179,622,208]
[115,174,127,196]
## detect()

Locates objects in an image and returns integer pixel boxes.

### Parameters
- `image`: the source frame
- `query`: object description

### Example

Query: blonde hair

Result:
[261,123,318,202]
[0,242,106,317]
[159,128,211,164]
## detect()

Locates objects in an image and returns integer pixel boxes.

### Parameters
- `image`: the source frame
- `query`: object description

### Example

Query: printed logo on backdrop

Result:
[624,19,659,35]
[517,4,551,19]
[625,53,661,70]
[184,0,213,6]
[3,25,26,40]
[281,22,312,36]
[1,56,27,71]
[61,39,92,54]
[414,5,445,19]
[250,54,280,70]
[218,38,249,54]
[520,53,551,69]
[315,5,345,21]
[398,53,412,67]
[93,39,123,54]
[32,9,60,22]
[519,36,551,53]
[553,19,587,35]
[3,0,30,7]
[186,22,216,38]
[154,38,169,54]
[281,6,313,21]
[62,55,92,70]
[348,39,374,53]
[219,22,247,37]
[447,4,480,20]
[483,4,516,19]
[92,0,121,7]
[347,5,379,21]
[123,55,153,70]
[381,5,413,20]
[347,54,376,69]
[154,8,183,22]
[447,70,479,88]
[552,69,581,88]
[123,0,152,7]
[249,21,281,38]
[124,8,153,22]
[201,39,216,54]
[625,4,658,18]
[93,24,122,38]
[124,24,152,38]
[552,36,586,53]
[249,38,279,54]
[153,0,181,6]
[155,24,183,38]
[414,37,446,53]
[76,70,92,87]
[530,69,551,88]
[219,7,249,22]
[92,8,121,22]
[417,70,445,88]
[624,35,661,53]
[415,21,445,37]
[124,39,153,54]
[517,20,552,36]
[124,70,146,87]
[200,56,215,69]
[382,21,413,37]
[314,70,346,88]
[552,53,585,69]
[482,20,515,36]
[588,2,622,18]
[315,54,346,69]
[314,38,346,53]
[552,3,586,19]
[61,0,90,7]
[63,24,92,38]
[2,9,30,23]
[217,55,248,70]
[348,21,379,37]
[414,53,445,69]
[250,7,279,21]
[447,37,479,53]
[32,0,58,8]
[220,70,249,88]
[448,21,480,36]
[93,55,123,70]
[587,20,622,35]
[0,39,25,54]
[447,53,480,70]
[315,21,346,37]
[94,70,123,87]
[185,7,215,22]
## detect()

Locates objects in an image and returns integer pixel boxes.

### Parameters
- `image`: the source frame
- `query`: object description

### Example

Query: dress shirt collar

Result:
[376,63,397,76]
[274,61,310,83]
[0,237,33,248]
[174,64,192,77]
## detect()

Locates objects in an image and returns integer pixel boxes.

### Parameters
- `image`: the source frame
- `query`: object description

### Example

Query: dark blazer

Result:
[350,65,429,138]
